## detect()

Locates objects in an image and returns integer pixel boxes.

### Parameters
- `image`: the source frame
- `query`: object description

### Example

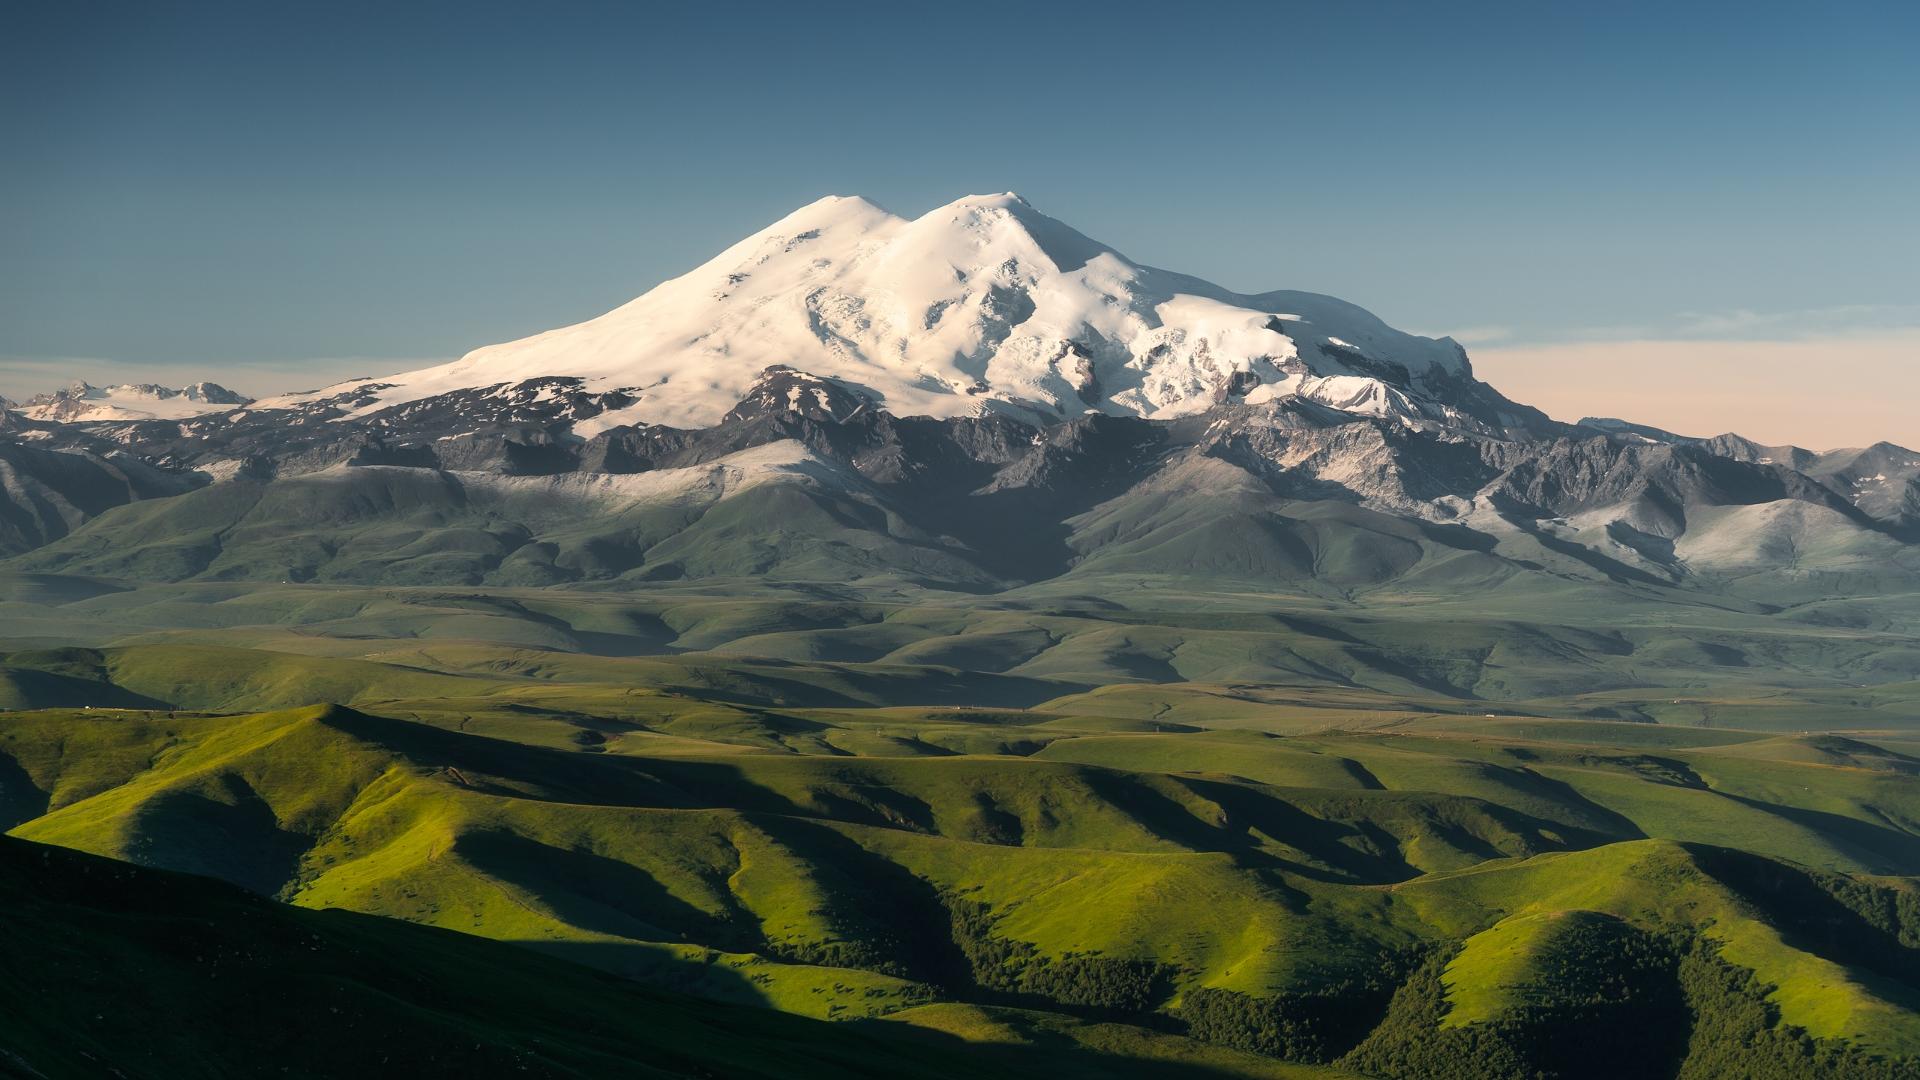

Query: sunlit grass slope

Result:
[1,833,1336,1079]
[5,672,1920,1076]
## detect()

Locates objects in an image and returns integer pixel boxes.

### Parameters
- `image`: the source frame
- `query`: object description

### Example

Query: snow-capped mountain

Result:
[257,193,1543,434]
[4,192,1918,609]
[20,381,252,423]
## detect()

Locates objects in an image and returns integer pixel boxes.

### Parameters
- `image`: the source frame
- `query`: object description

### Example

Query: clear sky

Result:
[4,0,1916,448]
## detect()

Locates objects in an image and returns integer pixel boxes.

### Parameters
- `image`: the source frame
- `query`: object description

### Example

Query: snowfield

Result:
[255,193,1479,430]
[17,381,251,423]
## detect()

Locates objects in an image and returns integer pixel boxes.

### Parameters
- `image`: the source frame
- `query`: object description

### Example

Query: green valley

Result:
[4,610,1920,1076]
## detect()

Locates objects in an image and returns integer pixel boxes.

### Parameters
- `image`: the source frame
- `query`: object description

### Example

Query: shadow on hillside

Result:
[454,829,759,952]
[1491,763,1649,840]
[0,662,173,710]
[746,813,974,989]
[314,705,707,808]
[845,1011,1294,1080]
[508,939,782,1013]
[0,750,49,829]
[1077,766,1472,885]
[128,775,310,896]
[1688,844,1920,998]
[1716,791,1920,875]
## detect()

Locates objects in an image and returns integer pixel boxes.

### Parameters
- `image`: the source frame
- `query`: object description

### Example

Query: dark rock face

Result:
[1319,340,1414,388]
[0,440,199,555]
[722,366,877,426]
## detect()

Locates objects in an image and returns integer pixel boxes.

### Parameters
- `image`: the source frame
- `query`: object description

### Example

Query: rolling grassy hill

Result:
[0,833,1332,1079]
[1,512,1916,1077]
[4,656,1920,1077]
[3,570,1918,728]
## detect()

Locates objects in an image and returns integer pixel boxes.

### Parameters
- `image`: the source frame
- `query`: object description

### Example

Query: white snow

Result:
[568,400,654,440]
[256,193,1473,430]
[19,381,249,423]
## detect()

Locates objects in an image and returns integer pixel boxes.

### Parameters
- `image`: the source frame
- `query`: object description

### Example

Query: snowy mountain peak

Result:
[19,380,252,423]
[258,193,1535,434]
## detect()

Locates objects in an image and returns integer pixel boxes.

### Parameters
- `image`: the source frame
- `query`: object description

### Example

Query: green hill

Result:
[0,833,1334,1079]
[5,682,1920,1077]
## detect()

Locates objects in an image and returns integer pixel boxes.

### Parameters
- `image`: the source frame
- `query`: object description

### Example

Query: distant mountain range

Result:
[0,195,1915,690]
[6,380,250,423]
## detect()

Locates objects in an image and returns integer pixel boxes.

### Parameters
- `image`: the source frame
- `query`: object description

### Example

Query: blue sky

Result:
[4,0,1916,444]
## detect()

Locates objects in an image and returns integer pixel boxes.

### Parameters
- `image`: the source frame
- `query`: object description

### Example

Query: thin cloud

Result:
[1504,304,1920,348]
[1667,303,1920,340]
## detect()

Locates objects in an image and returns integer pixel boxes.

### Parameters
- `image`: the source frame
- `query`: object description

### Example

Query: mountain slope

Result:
[255,193,1542,432]
[6,442,1004,588]
[8,696,1920,1076]
[0,832,1330,1079]
[0,438,199,556]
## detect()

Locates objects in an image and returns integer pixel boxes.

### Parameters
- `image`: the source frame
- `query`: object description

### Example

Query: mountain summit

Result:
[260,193,1541,433]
